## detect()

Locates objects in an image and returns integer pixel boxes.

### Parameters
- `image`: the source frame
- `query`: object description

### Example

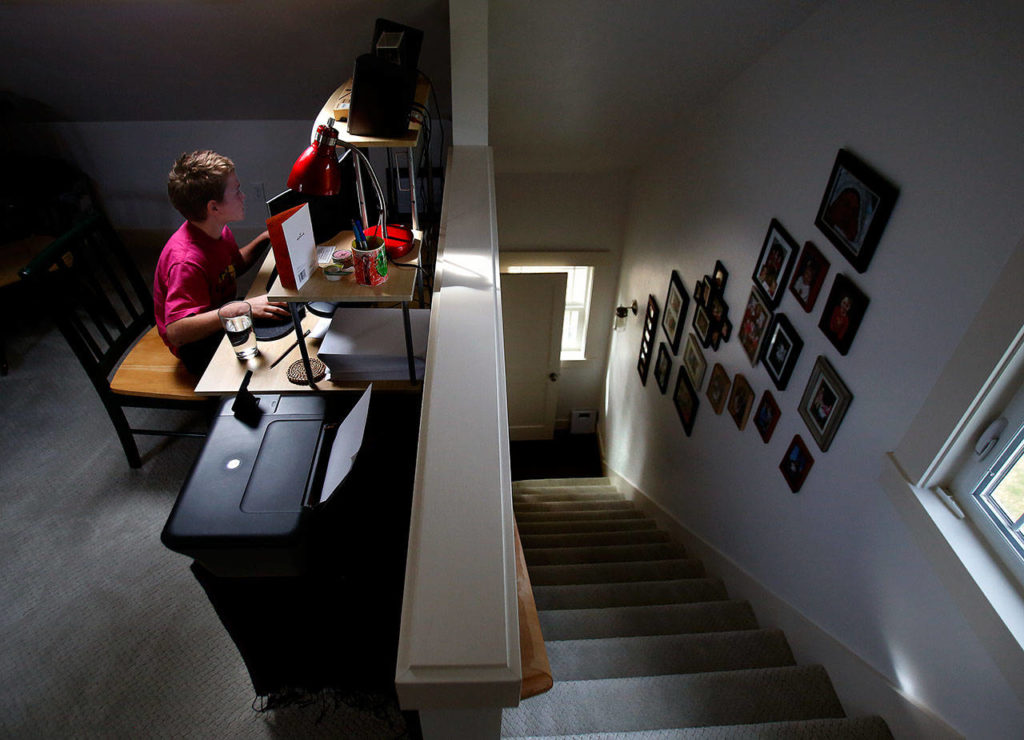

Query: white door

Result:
[501,272,566,440]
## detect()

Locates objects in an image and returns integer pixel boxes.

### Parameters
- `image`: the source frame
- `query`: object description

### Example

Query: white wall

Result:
[496,171,628,423]
[603,0,1024,736]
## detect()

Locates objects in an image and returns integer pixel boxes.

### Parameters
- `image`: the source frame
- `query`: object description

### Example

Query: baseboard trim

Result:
[603,466,962,740]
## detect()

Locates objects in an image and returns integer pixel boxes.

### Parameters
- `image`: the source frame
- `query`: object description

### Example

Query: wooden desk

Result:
[195,238,424,396]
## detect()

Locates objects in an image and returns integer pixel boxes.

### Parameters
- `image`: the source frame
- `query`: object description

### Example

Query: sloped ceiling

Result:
[1,0,826,176]
[0,0,451,122]
[488,0,827,173]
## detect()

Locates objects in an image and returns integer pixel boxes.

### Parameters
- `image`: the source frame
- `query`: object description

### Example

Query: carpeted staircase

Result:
[501,478,893,739]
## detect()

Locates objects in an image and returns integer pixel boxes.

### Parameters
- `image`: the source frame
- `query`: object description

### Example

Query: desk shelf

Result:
[267,229,422,304]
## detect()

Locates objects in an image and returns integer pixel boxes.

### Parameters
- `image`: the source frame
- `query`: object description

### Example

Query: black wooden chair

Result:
[19,210,214,467]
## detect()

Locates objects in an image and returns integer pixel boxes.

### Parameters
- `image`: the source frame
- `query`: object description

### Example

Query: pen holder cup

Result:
[352,237,389,287]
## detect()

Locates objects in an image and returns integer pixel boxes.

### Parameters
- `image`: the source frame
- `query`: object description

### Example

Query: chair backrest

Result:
[19,211,154,392]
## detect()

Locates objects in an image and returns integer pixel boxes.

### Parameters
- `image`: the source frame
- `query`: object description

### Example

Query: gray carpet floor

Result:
[0,302,411,737]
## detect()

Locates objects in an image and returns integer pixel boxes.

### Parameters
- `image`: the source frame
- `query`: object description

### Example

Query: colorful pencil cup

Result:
[352,236,389,287]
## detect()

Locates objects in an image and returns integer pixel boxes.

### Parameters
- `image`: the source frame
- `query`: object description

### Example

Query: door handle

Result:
[549,372,559,382]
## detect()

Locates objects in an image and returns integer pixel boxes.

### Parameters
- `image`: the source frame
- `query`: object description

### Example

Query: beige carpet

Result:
[0,306,410,737]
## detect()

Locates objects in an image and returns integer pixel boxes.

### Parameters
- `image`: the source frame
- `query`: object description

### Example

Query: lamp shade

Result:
[287,121,342,195]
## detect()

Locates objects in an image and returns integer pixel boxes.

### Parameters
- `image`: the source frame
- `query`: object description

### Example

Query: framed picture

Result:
[654,343,672,393]
[798,356,853,451]
[672,368,700,437]
[752,219,798,308]
[693,303,712,347]
[780,435,814,493]
[760,313,803,390]
[713,260,729,292]
[753,390,781,443]
[682,332,707,390]
[818,273,869,355]
[706,362,731,414]
[694,280,705,307]
[789,241,830,312]
[738,288,771,366]
[661,270,688,352]
[728,373,755,431]
[814,148,899,273]
[702,275,716,303]
[637,294,659,385]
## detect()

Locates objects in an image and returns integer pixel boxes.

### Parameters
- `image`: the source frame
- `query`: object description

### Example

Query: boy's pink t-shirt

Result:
[153,221,244,355]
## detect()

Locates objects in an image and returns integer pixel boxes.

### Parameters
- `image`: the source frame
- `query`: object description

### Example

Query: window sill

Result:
[881,453,1024,703]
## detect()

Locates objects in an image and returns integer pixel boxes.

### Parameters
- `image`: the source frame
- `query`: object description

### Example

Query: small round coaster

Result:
[286,357,327,385]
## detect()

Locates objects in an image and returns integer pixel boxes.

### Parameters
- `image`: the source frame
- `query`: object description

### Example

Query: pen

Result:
[269,329,311,369]
[352,218,367,249]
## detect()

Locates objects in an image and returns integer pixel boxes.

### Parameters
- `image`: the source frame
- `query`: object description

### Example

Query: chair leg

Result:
[1,323,8,376]
[102,398,142,468]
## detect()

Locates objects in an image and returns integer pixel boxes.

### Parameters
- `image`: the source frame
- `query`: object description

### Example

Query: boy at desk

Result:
[154,150,288,375]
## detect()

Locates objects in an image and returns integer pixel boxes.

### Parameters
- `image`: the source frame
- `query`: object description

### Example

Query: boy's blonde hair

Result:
[167,150,235,222]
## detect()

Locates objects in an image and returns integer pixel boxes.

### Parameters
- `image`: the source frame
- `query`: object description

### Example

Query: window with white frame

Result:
[505,265,594,361]
[950,379,1024,586]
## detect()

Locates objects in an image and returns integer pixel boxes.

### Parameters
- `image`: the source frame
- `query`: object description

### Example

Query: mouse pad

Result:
[254,304,305,341]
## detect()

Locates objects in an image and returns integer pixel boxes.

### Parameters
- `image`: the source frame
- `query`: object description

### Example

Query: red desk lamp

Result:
[286,117,414,259]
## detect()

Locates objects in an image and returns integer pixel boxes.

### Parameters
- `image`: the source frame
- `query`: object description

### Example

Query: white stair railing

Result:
[395,145,521,739]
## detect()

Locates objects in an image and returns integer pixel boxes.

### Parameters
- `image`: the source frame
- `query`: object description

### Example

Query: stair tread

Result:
[538,601,759,640]
[502,715,893,739]
[545,629,796,680]
[500,666,845,736]
[534,578,728,610]
[527,559,705,586]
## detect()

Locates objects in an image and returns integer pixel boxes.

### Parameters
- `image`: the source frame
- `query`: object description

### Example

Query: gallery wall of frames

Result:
[637,148,898,492]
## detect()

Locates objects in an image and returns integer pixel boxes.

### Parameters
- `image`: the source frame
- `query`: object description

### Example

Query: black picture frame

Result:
[798,356,853,452]
[818,273,869,355]
[654,343,672,393]
[752,219,798,308]
[738,288,771,366]
[661,270,688,353]
[713,260,729,292]
[760,313,803,390]
[672,368,700,437]
[637,294,659,385]
[728,373,755,431]
[814,148,899,273]
[706,362,731,415]
[682,332,707,390]
[753,390,781,443]
[780,435,814,493]
[693,303,712,347]
[789,241,830,312]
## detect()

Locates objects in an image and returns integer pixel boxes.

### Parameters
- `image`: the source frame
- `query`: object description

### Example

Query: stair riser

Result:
[521,530,669,549]
[514,487,622,502]
[513,477,612,489]
[537,601,760,640]
[544,629,796,680]
[514,509,647,523]
[533,579,728,610]
[524,543,685,565]
[517,519,657,535]
[526,559,705,586]
[515,500,633,513]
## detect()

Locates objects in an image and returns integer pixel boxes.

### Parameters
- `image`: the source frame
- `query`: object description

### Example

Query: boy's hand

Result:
[248,294,289,320]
